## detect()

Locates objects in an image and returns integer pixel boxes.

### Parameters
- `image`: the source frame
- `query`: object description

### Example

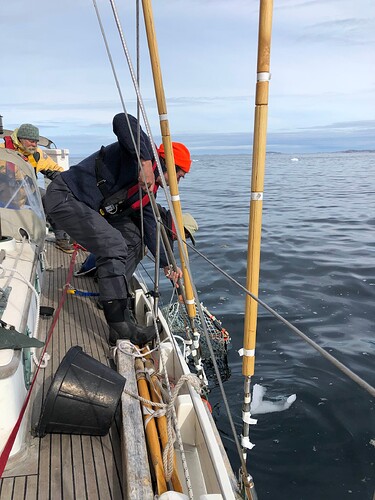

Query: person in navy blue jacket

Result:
[44,113,192,346]
[74,209,198,277]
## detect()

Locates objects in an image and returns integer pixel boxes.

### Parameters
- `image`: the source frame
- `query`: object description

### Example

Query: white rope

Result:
[162,373,202,480]
[114,337,169,359]
[123,370,201,482]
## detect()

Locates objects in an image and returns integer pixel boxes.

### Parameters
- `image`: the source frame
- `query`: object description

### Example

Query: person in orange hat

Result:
[44,113,192,347]
[157,142,191,183]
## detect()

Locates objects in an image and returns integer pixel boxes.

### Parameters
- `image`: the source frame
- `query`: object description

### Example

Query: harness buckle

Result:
[103,204,118,215]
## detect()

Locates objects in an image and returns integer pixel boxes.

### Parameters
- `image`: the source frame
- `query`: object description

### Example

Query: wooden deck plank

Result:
[0,477,15,500]
[106,415,124,499]
[12,476,26,499]
[24,475,37,500]
[80,435,100,499]
[50,434,62,499]
[0,243,123,499]
[1,439,39,478]
[60,434,74,500]
[91,436,114,499]
[37,434,51,500]
[70,436,87,499]
[100,429,123,500]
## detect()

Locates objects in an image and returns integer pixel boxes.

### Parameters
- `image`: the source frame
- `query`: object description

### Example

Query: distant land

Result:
[340,149,375,153]
[263,149,375,155]
[68,149,375,161]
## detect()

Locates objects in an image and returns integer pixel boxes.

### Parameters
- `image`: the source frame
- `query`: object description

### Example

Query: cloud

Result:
[47,118,374,156]
[298,18,375,44]
[2,0,374,154]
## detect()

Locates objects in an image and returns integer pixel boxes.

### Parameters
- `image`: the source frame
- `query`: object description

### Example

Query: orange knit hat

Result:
[157,142,192,173]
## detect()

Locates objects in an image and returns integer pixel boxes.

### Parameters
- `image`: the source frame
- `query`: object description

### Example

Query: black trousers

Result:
[44,176,142,301]
[39,186,70,241]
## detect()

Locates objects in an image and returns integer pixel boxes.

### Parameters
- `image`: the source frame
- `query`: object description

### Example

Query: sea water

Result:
[71,151,375,500]
[178,151,375,500]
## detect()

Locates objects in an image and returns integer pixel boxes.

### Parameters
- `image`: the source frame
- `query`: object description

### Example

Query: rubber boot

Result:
[102,299,157,346]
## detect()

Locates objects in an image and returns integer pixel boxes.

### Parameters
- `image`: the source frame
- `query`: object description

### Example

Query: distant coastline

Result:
[340,149,375,153]
[68,149,375,161]
[267,149,375,155]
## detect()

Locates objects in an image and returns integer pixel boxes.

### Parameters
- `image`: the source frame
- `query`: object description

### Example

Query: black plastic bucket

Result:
[37,346,126,437]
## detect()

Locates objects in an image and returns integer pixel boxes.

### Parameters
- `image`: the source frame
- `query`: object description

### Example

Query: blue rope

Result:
[67,288,99,297]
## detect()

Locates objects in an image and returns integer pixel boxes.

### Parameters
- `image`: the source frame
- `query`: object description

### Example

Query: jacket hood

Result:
[10,129,29,154]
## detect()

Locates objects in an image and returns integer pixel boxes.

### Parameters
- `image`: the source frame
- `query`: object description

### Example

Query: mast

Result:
[141,0,196,321]
[241,0,273,459]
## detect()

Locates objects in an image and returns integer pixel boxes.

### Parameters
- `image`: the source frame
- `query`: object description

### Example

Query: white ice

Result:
[250,384,297,415]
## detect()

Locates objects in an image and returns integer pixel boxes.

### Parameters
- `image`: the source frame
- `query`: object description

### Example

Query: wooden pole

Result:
[242,0,273,377]
[141,0,196,319]
[144,357,183,492]
[240,0,273,473]
[135,357,168,495]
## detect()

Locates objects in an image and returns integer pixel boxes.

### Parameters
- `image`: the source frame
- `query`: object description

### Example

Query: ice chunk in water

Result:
[250,384,297,415]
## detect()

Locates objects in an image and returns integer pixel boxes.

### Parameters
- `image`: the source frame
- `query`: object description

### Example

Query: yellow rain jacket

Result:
[1,129,63,174]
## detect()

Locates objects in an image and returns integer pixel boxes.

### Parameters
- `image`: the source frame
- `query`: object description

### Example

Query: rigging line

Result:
[93,0,150,191]
[107,0,171,197]
[94,0,173,268]
[135,0,146,258]
[96,0,187,262]
[176,262,254,487]
[138,237,246,488]
[93,3,251,482]
[143,229,195,498]
[140,239,254,487]
[141,195,254,482]
[138,199,252,473]
[134,208,195,495]
[92,0,126,111]
[138,255,180,308]
[188,245,375,399]
[94,0,171,220]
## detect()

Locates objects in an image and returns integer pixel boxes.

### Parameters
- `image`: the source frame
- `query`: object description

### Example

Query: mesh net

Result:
[160,301,231,387]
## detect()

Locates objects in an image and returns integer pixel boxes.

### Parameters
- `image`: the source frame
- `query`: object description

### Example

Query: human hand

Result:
[40,170,60,181]
[138,160,155,192]
[164,265,183,287]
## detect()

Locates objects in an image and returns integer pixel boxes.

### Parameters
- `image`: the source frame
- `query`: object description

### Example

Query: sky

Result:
[2,0,375,155]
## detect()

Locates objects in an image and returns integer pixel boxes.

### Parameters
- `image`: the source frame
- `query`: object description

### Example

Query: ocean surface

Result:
[72,151,374,500]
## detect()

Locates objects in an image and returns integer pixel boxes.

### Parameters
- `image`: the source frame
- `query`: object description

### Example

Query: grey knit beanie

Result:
[17,123,40,141]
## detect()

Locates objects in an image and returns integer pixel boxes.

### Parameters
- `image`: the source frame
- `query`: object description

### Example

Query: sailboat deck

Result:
[0,241,123,500]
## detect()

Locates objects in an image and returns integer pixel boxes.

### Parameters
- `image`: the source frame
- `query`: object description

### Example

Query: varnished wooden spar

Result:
[241,1,273,496]
[135,357,167,495]
[141,0,196,320]
[144,356,183,492]
[243,0,273,377]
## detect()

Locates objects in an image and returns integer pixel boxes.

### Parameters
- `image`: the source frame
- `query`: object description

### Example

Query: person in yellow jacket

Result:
[1,123,74,253]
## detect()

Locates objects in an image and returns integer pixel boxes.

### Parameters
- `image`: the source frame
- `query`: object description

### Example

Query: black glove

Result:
[40,170,61,181]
